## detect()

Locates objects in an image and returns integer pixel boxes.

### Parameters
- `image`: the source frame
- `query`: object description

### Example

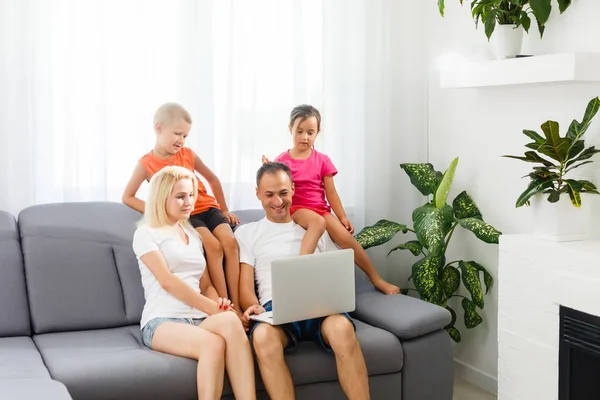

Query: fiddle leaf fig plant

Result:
[503,97,600,208]
[437,0,574,40]
[354,158,501,343]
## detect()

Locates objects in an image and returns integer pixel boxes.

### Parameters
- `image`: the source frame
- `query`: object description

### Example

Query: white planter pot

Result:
[494,24,523,59]
[532,194,592,242]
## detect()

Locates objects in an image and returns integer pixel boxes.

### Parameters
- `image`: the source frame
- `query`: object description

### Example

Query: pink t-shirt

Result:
[274,149,338,210]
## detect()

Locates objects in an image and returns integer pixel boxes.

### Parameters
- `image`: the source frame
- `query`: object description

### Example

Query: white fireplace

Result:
[498,234,600,400]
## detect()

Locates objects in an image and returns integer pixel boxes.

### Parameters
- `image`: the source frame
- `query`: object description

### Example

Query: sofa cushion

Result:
[0,211,31,337]
[0,378,72,400]
[33,326,233,400]
[276,318,403,387]
[0,337,50,379]
[19,202,143,334]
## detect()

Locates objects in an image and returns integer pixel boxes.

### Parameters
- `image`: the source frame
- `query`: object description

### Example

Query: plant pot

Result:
[494,24,523,59]
[532,194,592,242]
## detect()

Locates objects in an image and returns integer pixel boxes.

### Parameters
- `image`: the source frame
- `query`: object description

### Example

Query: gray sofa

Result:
[0,202,453,400]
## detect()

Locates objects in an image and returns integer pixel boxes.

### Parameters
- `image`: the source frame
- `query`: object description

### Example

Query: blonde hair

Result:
[153,102,192,127]
[139,166,198,236]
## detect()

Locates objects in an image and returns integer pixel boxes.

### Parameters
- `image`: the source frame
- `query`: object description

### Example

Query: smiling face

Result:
[289,116,319,152]
[256,170,294,223]
[155,118,191,156]
[166,178,195,224]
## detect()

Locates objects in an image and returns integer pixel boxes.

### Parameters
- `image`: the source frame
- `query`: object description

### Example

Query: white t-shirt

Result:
[132,223,208,328]
[234,217,338,306]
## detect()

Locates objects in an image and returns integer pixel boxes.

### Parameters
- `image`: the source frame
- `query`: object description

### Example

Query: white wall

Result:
[425,0,600,393]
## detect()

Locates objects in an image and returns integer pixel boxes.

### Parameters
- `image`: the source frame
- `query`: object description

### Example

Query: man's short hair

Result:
[256,162,293,187]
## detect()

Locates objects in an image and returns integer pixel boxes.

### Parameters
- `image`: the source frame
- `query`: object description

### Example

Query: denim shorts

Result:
[142,317,205,349]
[247,301,355,353]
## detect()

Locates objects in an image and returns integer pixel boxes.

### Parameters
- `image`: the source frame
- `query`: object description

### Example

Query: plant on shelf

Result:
[437,0,575,40]
[354,158,501,343]
[503,97,600,208]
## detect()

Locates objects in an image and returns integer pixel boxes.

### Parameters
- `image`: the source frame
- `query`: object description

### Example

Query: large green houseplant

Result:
[503,96,600,208]
[437,0,574,40]
[354,158,501,342]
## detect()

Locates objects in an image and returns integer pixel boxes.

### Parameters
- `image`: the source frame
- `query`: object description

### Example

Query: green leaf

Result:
[568,140,585,160]
[516,176,555,207]
[537,17,545,38]
[435,157,459,209]
[459,261,485,309]
[538,121,572,163]
[472,261,493,295]
[566,160,594,174]
[458,218,502,244]
[445,326,461,343]
[412,256,446,305]
[400,288,409,295]
[462,298,483,329]
[484,9,497,41]
[388,240,423,257]
[520,11,531,32]
[452,191,483,220]
[445,306,457,328]
[565,179,583,207]
[438,0,445,16]
[547,189,561,203]
[529,0,552,26]
[566,146,600,167]
[502,151,556,167]
[354,219,408,250]
[441,265,460,297]
[557,0,571,13]
[400,163,443,197]
[566,97,600,142]
[522,129,545,144]
[413,203,454,256]
[579,180,600,194]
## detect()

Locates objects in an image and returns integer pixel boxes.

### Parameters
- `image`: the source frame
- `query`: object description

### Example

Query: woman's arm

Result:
[141,250,225,315]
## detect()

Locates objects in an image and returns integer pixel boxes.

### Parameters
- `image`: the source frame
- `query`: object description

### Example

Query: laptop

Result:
[250,248,355,325]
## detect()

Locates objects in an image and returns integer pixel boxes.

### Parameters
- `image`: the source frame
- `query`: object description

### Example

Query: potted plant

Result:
[503,96,600,241]
[437,0,575,58]
[354,158,501,342]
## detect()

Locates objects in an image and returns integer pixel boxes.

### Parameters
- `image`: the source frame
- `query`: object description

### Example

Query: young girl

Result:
[123,102,242,313]
[263,104,400,295]
[132,165,255,399]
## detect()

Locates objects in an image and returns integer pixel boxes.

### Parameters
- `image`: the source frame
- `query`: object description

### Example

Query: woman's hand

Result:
[213,297,235,314]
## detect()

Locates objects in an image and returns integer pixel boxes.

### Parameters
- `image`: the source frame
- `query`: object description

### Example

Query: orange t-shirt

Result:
[139,147,220,215]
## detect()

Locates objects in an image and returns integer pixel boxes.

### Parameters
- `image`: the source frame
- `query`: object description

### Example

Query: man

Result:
[235,161,370,400]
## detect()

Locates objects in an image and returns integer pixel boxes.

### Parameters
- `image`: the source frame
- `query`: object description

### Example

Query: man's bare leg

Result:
[252,323,295,399]
[321,315,370,400]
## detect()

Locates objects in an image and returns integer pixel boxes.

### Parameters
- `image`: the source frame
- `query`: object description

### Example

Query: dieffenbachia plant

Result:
[354,158,501,342]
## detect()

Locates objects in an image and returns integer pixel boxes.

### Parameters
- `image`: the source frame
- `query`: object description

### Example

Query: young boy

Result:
[122,102,242,313]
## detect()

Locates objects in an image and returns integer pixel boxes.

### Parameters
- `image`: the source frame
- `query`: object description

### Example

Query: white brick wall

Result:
[498,234,600,400]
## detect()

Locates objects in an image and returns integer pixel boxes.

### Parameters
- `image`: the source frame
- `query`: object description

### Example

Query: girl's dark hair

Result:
[289,104,321,131]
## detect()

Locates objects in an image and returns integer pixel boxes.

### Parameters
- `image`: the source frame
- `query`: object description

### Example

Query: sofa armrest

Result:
[352,286,451,340]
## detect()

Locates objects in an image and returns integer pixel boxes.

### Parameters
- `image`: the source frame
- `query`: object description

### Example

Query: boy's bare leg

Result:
[195,227,229,299]
[212,224,242,313]
[292,209,326,255]
[322,213,400,295]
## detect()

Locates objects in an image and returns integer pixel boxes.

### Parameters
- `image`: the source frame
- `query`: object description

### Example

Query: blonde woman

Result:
[132,165,255,400]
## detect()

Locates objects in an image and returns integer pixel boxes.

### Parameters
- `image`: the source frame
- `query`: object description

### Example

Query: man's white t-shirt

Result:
[235,217,338,306]
[132,223,208,329]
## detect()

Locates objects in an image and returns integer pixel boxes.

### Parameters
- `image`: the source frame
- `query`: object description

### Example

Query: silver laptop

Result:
[250,249,355,325]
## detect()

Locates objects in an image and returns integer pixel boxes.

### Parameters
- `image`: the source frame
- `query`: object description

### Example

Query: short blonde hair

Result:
[153,102,192,127]
[140,166,198,236]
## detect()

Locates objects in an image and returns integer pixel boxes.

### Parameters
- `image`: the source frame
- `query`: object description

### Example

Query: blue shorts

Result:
[141,317,205,348]
[247,301,355,352]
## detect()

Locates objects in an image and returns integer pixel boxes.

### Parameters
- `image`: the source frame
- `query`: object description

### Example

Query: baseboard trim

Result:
[454,359,498,395]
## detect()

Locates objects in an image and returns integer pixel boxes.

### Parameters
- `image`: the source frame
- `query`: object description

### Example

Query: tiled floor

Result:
[454,376,497,400]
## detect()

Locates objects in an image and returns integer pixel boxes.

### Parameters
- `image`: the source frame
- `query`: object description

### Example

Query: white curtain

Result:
[0,0,398,230]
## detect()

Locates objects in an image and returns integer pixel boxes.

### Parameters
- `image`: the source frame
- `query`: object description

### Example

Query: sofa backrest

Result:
[19,202,144,334]
[0,211,31,337]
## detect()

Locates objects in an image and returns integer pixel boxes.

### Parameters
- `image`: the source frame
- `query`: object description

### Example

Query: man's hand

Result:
[243,304,266,324]
[222,210,240,225]
[339,216,354,234]
[261,155,270,164]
